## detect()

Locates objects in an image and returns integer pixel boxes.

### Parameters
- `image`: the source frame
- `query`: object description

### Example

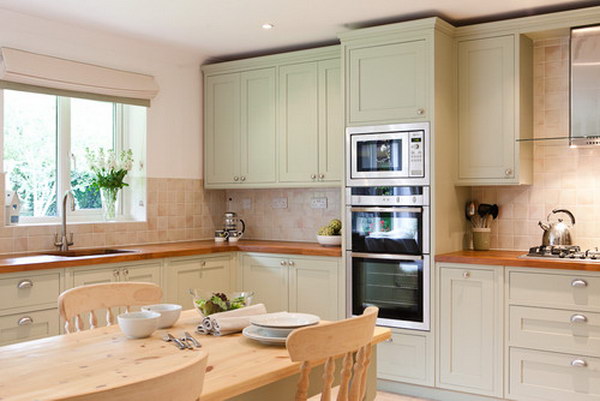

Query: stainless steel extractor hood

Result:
[571,25,600,147]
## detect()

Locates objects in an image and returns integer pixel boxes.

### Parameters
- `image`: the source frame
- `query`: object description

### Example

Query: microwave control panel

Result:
[409,131,425,177]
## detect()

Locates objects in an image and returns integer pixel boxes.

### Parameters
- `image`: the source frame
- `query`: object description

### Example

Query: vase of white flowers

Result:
[85,148,134,221]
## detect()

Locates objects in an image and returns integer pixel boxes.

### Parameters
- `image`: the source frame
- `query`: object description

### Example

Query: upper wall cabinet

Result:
[338,20,442,126]
[455,33,533,186]
[202,47,342,189]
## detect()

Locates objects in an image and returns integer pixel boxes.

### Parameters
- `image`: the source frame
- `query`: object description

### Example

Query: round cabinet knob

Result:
[201,261,207,267]
[319,174,325,179]
[17,279,34,289]
[505,168,513,177]
[240,176,246,181]
[17,316,33,326]
[233,176,239,181]
[416,108,425,116]
[113,269,120,278]
[572,279,588,288]
[463,271,471,279]
[570,314,588,324]
[385,338,393,343]
[311,174,317,180]
[280,260,288,266]
[571,359,588,368]
[288,260,295,266]
[122,268,129,279]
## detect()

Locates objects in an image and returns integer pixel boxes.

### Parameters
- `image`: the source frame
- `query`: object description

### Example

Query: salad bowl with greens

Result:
[190,290,254,317]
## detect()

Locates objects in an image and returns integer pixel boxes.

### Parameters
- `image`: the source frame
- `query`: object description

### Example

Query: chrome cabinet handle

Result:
[233,176,239,181]
[288,260,295,266]
[572,279,588,288]
[505,168,513,176]
[463,271,471,279]
[280,260,288,266]
[240,176,246,182]
[17,279,34,289]
[310,174,317,180]
[319,174,325,179]
[416,108,425,116]
[571,359,588,368]
[113,269,120,278]
[571,314,588,323]
[17,316,33,326]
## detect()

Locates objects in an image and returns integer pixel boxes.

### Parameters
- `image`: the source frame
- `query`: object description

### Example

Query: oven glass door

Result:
[351,133,408,179]
[350,253,429,330]
[349,207,424,255]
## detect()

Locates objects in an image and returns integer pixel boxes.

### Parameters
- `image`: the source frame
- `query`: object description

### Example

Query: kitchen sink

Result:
[43,248,138,258]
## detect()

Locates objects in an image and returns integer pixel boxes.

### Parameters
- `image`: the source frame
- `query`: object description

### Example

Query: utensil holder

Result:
[472,228,491,251]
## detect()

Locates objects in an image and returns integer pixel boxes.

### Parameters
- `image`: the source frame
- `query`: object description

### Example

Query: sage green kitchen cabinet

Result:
[165,255,234,310]
[240,253,341,318]
[437,263,503,398]
[278,59,343,184]
[377,330,434,387]
[345,39,428,125]
[456,34,533,185]
[205,73,241,185]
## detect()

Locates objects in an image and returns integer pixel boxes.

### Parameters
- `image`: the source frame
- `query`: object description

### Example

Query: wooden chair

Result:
[286,306,379,401]
[58,282,163,333]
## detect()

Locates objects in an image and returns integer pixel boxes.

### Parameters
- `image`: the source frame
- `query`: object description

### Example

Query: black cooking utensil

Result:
[478,203,499,219]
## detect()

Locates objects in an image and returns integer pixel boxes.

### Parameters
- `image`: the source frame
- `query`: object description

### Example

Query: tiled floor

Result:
[376,391,429,401]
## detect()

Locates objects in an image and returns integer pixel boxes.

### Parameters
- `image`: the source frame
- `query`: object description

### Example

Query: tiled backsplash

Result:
[0,177,225,254]
[472,37,600,250]
[225,188,342,242]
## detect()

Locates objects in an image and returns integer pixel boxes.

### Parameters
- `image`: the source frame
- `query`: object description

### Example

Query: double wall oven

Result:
[346,123,430,331]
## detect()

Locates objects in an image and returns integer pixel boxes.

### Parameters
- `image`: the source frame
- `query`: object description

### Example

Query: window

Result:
[2,89,146,224]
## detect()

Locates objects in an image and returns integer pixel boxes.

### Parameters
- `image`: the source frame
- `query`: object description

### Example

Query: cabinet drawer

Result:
[0,273,60,310]
[377,331,433,386]
[509,347,600,401]
[508,270,600,310]
[0,308,59,346]
[509,306,600,357]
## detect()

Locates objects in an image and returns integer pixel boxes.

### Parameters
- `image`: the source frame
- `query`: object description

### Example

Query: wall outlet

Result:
[242,198,252,210]
[311,197,328,209]
[272,197,288,209]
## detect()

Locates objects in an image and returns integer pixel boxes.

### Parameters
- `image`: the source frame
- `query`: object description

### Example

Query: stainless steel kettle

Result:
[538,209,576,246]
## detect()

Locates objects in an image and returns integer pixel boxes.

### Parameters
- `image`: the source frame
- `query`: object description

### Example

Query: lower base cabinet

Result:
[377,330,434,387]
[240,253,341,320]
[0,308,59,345]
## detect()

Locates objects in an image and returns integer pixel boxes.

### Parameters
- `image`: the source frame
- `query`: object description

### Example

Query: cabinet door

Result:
[122,262,162,286]
[205,73,241,185]
[278,62,319,183]
[378,330,434,386]
[288,257,339,320]
[240,254,289,312]
[318,59,343,183]
[438,265,503,397]
[240,68,277,184]
[167,257,233,310]
[347,40,427,124]
[458,35,515,181]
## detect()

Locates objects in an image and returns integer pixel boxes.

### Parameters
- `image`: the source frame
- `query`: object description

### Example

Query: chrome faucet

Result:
[54,190,75,251]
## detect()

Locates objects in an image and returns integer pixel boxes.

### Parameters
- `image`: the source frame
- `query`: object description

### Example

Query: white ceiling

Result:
[0,0,595,59]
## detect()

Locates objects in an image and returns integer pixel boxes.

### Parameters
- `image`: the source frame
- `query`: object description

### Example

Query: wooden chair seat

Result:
[286,306,379,401]
[58,282,163,333]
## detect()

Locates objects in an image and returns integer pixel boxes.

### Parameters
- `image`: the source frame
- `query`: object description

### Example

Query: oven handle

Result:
[350,252,423,261]
[350,207,422,213]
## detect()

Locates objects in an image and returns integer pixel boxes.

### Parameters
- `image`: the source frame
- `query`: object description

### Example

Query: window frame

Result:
[2,89,132,225]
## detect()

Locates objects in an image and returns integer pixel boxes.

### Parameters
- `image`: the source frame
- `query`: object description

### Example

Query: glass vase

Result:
[100,187,119,221]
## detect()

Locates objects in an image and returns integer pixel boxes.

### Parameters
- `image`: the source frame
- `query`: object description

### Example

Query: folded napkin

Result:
[196,303,267,336]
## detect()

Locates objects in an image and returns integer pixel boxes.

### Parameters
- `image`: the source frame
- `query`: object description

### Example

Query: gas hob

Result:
[525,245,600,261]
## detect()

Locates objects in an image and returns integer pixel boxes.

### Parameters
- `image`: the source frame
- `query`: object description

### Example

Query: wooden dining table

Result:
[0,309,391,401]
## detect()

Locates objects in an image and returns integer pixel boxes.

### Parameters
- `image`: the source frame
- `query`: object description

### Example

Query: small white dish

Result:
[141,304,182,329]
[242,325,287,345]
[249,312,320,329]
[117,311,160,339]
[316,235,342,247]
[228,237,240,243]
[252,325,294,338]
[214,237,227,243]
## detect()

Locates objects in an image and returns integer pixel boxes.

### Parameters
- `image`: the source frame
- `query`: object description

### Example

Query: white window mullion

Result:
[57,97,71,216]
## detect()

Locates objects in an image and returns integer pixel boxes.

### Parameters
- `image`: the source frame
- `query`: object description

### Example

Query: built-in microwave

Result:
[346,122,429,187]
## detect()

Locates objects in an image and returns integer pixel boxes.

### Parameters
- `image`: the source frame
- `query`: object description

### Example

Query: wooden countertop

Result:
[0,309,391,401]
[436,250,600,272]
[0,240,342,274]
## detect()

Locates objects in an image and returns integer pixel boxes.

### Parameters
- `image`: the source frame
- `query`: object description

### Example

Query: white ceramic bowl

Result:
[316,235,342,247]
[141,304,182,329]
[117,311,160,338]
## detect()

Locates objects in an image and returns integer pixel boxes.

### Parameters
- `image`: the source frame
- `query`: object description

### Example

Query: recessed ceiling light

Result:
[262,23,274,30]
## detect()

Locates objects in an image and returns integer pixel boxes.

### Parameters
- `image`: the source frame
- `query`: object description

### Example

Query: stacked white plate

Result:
[242,312,320,345]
